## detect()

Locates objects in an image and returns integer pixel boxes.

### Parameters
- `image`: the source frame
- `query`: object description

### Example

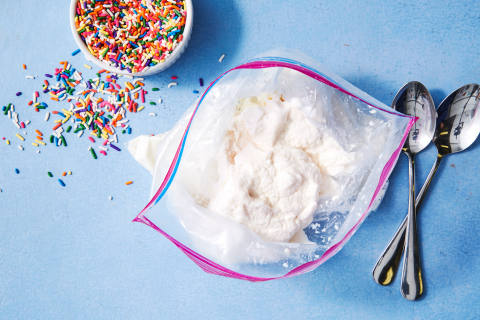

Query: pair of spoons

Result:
[372,82,480,301]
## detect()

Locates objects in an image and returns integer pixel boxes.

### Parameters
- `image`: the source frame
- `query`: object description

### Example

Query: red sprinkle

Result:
[53,123,61,130]
[28,101,33,105]
[171,76,177,80]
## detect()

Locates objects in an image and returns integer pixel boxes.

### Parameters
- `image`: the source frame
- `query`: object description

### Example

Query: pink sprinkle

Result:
[115,83,121,89]
[89,137,95,143]
[121,124,125,127]
[141,89,145,103]
[35,91,39,97]
[103,140,108,146]
[20,122,25,128]
[100,150,107,156]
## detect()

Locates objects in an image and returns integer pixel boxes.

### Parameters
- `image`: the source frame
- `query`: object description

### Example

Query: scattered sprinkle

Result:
[199,78,204,87]
[15,134,25,141]
[15,168,19,174]
[62,172,67,176]
[26,76,35,79]
[219,54,226,62]
[109,196,113,200]
[152,88,159,91]
[71,49,81,56]
[47,172,53,177]
[16,92,22,96]
[193,90,199,94]
[171,76,178,80]
[58,179,66,187]
[168,82,177,88]
[84,64,92,69]
[22,64,26,70]
[149,113,157,116]
[158,98,162,103]
[18,145,23,150]
[125,181,133,185]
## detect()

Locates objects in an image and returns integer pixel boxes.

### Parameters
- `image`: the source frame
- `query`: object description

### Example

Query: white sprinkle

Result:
[219,54,225,62]
[88,146,92,151]
[18,145,23,150]
[26,76,34,79]
[44,112,50,121]
[13,120,20,129]
[0,189,2,192]
[99,146,108,151]
[7,110,11,119]
[133,78,144,83]
[124,75,134,79]
[25,120,30,125]
[284,248,291,255]
[168,82,177,88]
[78,131,84,137]
[23,132,27,135]
[158,98,162,103]
[109,196,113,200]
[11,105,14,112]
[149,113,156,116]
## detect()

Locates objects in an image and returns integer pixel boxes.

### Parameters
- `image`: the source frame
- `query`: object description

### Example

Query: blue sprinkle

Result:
[2,106,5,111]
[58,112,66,118]
[58,179,66,187]
[193,90,199,94]
[127,127,132,134]
[41,102,48,108]
[15,168,19,174]
[72,49,81,56]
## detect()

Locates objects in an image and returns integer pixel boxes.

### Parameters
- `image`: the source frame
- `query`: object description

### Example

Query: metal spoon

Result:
[373,83,480,298]
[372,81,436,299]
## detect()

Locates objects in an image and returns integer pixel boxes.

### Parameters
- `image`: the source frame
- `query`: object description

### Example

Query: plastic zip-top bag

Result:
[127,50,415,282]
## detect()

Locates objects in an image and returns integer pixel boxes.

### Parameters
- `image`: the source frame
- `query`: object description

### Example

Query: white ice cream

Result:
[204,93,357,242]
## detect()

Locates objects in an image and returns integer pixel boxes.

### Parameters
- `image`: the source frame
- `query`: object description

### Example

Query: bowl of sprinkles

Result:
[70,0,193,76]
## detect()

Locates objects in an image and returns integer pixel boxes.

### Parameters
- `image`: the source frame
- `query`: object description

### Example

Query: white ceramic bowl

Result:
[69,0,193,77]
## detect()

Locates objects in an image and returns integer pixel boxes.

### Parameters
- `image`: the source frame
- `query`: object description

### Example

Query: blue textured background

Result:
[1,0,479,319]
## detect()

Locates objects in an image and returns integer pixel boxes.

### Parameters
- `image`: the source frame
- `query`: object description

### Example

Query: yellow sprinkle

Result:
[91,133,97,137]
[54,119,62,123]
[62,117,70,124]
[6,140,10,145]
[32,143,39,147]
[15,134,24,141]
[101,134,109,140]
[33,102,40,107]
[138,106,145,111]
[68,171,72,175]
[62,108,74,116]
[35,140,46,146]
[84,64,92,69]
[441,145,449,148]
[48,92,58,98]
[440,131,449,135]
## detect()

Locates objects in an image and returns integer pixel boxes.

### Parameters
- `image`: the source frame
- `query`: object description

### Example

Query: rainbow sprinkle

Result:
[74,0,187,73]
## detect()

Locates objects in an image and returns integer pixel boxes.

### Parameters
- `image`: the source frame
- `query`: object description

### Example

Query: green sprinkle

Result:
[66,126,72,133]
[152,88,159,91]
[90,148,97,159]
[4,103,11,115]
[174,9,182,17]
[165,26,175,32]
[122,130,126,134]
[107,115,113,119]
[47,172,53,177]
[61,136,67,147]
[150,102,156,105]
[49,135,54,143]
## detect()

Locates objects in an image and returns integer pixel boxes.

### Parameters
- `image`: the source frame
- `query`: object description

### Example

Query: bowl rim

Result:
[69,0,193,76]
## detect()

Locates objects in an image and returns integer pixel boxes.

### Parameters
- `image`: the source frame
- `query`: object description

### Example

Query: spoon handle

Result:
[400,152,422,300]
[372,154,443,286]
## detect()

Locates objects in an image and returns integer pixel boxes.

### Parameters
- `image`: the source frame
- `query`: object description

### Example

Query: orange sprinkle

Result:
[62,172,67,176]
[136,81,145,86]
[35,130,43,136]
[125,181,133,185]
[44,80,49,86]
[64,61,68,70]
[36,136,43,140]
[134,92,139,99]
[22,64,26,70]
[51,97,59,101]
